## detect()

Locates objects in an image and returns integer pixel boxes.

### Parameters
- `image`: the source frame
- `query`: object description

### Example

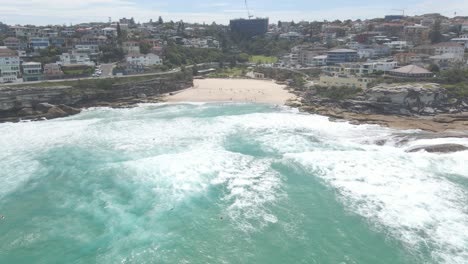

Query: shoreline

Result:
[299,105,468,133]
[2,77,466,134]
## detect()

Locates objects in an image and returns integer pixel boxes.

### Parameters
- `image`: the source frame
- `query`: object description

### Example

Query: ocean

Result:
[0,103,467,264]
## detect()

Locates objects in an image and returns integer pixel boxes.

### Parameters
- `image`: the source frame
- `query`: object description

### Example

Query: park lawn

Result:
[249,55,278,64]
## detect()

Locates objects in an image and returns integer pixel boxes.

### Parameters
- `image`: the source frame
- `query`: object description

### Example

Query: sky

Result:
[0,0,467,26]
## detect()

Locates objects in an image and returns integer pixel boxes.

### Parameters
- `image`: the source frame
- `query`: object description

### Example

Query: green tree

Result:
[139,42,152,54]
[158,16,164,25]
[116,23,123,45]
[428,64,440,73]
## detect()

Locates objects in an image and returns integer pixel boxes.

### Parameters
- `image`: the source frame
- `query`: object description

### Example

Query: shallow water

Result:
[0,103,467,264]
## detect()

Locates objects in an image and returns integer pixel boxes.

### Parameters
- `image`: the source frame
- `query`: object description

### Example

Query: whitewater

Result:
[0,103,467,264]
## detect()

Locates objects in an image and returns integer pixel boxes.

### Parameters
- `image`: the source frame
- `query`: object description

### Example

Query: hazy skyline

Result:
[1,0,467,26]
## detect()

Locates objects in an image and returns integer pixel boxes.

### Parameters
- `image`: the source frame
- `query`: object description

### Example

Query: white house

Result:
[384,41,409,52]
[126,53,162,66]
[59,53,95,66]
[0,47,21,83]
[450,37,468,50]
[432,42,465,62]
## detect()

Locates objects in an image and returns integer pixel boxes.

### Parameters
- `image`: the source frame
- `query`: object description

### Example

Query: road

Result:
[0,67,181,87]
[99,63,115,77]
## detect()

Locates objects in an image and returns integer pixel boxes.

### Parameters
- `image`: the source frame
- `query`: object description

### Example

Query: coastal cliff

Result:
[297,83,468,132]
[0,72,193,122]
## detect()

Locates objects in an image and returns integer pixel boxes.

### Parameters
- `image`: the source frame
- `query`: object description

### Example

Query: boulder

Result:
[58,104,81,115]
[35,103,55,113]
[407,144,468,153]
[136,93,147,99]
[18,107,35,116]
[45,106,68,119]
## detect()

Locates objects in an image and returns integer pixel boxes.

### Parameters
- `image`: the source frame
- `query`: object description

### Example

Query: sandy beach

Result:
[164,78,296,105]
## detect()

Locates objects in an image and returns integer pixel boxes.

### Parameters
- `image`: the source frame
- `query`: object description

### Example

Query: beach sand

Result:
[164,78,296,105]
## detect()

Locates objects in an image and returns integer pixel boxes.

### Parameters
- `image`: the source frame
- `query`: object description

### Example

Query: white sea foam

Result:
[1,103,467,263]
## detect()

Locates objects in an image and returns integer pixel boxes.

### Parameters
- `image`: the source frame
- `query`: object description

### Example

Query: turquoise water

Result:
[0,103,467,264]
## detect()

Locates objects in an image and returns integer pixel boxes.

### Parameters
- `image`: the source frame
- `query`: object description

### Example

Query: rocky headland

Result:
[0,72,193,123]
[295,83,468,133]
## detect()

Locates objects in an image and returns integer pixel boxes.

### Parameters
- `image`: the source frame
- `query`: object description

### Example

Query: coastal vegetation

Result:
[313,86,363,100]
[249,55,278,64]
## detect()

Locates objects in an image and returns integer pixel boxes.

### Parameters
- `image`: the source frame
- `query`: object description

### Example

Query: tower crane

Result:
[245,0,254,19]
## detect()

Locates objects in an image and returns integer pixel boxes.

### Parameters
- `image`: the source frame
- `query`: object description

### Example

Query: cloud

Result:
[0,0,467,25]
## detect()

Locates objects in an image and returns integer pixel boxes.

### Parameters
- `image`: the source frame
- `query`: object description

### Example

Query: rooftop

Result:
[390,65,431,74]
[328,49,357,53]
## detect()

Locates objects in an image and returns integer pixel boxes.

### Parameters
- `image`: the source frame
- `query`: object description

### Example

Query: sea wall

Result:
[0,71,193,122]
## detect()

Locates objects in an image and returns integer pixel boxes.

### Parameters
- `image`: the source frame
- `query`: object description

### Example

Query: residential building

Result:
[311,55,328,66]
[322,61,397,76]
[43,63,64,79]
[3,37,20,50]
[394,53,431,67]
[0,47,21,83]
[326,49,358,65]
[388,65,433,78]
[59,53,95,66]
[411,42,465,62]
[384,41,409,52]
[126,53,162,66]
[22,62,43,82]
[450,36,468,50]
[432,42,465,61]
[29,37,50,50]
[403,25,430,46]
[317,74,371,89]
[11,26,40,38]
[123,41,140,54]
[102,27,118,37]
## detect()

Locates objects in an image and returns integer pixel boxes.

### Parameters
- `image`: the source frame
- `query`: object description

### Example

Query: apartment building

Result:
[0,47,21,83]
[22,62,43,82]
[126,53,162,66]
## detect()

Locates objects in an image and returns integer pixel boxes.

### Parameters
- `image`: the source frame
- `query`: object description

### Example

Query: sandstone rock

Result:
[407,144,468,153]
[45,106,68,119]
[18,107,34,116]
[58,104,81,115]
[35,103,55,113]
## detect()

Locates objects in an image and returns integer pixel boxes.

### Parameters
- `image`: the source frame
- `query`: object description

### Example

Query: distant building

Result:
[22,62,43,82]
[323,61,397,76]
[43,63,64,79]
[123,41,140,54]
[326,49,358,65]
[0,47,21,83]
[102,27,118,37]
[59,53,94,66]
[246,71,265,79]
[384,41,409,52]
[229,18,269,38]
[403,25,430,46]
[29,37,50,50]
[388,65,433,78]
[3,37,20,50]
[126,53,162,66]
[385,15,405,21]
[450,36,468,50]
